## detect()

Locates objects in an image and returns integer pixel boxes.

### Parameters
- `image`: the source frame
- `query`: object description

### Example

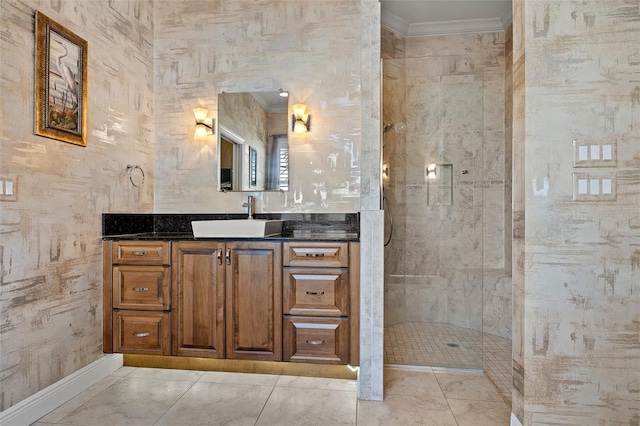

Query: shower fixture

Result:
[382,121,407,135]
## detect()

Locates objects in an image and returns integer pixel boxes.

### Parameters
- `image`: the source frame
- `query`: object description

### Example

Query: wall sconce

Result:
[426,163,437,179]
[291,103,311,133]
[193,107,214,139]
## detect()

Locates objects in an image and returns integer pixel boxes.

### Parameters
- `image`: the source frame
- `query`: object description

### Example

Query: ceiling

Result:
[381,0,512,37]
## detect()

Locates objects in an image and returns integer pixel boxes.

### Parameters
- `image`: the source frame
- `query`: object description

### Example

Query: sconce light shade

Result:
[193,107,214,139]
[291,103,311,133]
[426,163,437,179]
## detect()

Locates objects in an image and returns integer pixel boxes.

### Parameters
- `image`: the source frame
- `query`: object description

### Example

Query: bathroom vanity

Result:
[102,213,360,370]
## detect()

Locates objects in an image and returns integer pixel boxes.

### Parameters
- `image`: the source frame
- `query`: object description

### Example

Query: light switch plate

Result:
[573,139,617,167]
[573,172,616,201]
[0,176,17,202]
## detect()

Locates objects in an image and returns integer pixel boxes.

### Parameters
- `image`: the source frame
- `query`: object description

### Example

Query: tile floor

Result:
[33,366,511,425]
[384,322,512,402]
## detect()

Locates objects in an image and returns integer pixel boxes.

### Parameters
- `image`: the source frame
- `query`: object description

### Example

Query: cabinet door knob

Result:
[306,339,325,346]
[217,248,223,265]
[132,332,150,338]
[226,248,231,265]
[305,291,325,296]
[132,287,149,292]
[132,251,148,256]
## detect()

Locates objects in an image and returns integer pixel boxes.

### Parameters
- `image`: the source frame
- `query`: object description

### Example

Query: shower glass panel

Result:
[383,57,484,369]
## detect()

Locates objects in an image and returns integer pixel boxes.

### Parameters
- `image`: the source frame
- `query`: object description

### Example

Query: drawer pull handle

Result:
[132,251,148,256]
[306,339,325,346]
[306,291,325,296]
[305,253,325,257]
[132,287,149,292]
[133,332,150,338]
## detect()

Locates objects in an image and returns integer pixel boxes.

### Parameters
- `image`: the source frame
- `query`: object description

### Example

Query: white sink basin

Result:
[191,219,283,238]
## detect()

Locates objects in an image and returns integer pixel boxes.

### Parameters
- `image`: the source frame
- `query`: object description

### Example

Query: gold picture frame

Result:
[35,12,88,147]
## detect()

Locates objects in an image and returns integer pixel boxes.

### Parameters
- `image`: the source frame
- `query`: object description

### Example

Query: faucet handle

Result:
[242,195,254,219]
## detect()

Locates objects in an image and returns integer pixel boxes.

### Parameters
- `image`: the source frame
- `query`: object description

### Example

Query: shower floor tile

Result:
[384,322,512,402]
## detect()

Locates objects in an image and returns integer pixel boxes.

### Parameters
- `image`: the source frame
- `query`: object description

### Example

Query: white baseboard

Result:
[511,412,523,426]
[0,354,123,426]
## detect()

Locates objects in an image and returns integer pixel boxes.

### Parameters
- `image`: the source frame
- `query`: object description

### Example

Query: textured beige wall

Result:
[520,1,640,423]
[153,0,363,214]
[0,0,154,410]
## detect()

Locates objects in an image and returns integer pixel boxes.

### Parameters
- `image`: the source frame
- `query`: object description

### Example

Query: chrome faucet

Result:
[242,195,254,220]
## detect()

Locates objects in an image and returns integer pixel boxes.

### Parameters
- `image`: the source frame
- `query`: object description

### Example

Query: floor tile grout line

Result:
[151,375,203,426]
[253,377,279,426]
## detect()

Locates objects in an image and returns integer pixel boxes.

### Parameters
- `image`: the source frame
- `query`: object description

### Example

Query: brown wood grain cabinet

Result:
[103,241,171,355]
[104,238,358,366]
[225,241,282,361]
[282,242,359,365]
[172,242,225,358]
[171,241,282,361]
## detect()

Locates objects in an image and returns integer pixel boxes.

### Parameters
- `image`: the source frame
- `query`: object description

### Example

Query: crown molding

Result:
[501,4,514,29]
[382,6,513,38]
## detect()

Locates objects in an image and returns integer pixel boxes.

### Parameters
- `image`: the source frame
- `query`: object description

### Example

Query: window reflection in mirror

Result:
[217,91,289,192]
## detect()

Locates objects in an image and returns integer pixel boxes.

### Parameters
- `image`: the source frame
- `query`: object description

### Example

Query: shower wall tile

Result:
[483,238,506,269]
[483,188,505,239]
[483,131,506,183]
[445,270,483,332]
[381,27,405,59]
[483,80,506,132]
[405,279,448,324]
[483,270,513,339]
[384,281,406,327]
[440,81,483,132]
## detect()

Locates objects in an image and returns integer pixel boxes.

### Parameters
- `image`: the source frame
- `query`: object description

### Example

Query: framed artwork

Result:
[34,12,88,147]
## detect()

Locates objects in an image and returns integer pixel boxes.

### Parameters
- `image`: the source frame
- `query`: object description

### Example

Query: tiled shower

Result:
[381,29,512,399]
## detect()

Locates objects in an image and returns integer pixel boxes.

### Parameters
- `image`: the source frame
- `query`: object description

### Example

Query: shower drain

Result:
[446,342,460,348]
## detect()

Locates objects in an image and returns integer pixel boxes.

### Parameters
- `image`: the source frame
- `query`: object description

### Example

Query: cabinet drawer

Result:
[112,241,170,265]
[113,266,170,310]
[283,268,349,316]
[283,317,349,364]
[113,311,170,355]
[283,242,348,267]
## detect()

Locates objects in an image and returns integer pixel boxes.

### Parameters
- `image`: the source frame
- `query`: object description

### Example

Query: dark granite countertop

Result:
[102,231,358,242]
[102,213,360,242]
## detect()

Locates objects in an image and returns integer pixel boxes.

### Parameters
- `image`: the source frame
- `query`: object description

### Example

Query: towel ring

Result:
[126,164,145,188]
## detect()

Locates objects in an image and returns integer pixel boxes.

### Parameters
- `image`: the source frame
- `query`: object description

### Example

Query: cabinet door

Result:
[225,241,282,361]
[172,242,225,358]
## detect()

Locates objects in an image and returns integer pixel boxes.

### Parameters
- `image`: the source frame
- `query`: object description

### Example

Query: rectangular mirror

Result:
[218,91,289,192]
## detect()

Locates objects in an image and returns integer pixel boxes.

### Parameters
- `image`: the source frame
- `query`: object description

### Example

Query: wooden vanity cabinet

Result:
[282,242,359,365]
[225,241,282,361]
[172,240,282,361]
[104,238,357,366]
[172,242,225,358]
[103,241,172,355]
